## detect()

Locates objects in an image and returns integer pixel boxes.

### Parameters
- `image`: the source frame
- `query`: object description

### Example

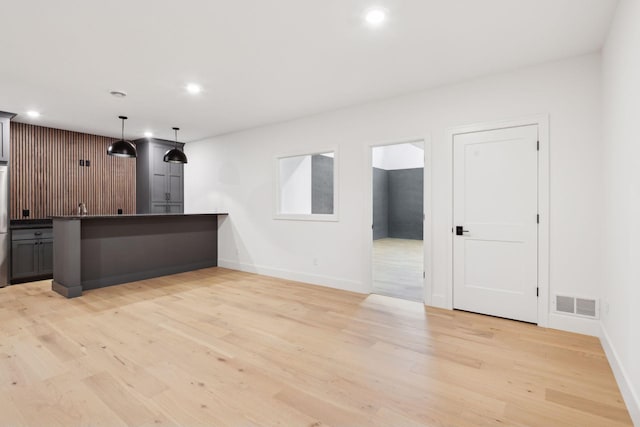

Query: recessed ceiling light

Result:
[365,8,387,26]
[26,110,40,118]
[110,90,127,98]
[144,131,153,138]
[186,83,202,94]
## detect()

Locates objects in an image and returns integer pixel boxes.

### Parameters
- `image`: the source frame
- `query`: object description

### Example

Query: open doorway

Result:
[371,141,424,301]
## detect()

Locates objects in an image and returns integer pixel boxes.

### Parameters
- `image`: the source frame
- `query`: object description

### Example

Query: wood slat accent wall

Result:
[10,122,136,219]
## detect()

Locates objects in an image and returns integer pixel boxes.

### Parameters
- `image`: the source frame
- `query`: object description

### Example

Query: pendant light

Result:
[163,127,188,164]
[107,116,137,158]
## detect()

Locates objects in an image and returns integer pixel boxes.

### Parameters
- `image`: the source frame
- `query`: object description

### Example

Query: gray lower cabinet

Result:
[38,239,54,275]
[168,204,182,213]
[12,239,39,279]
[135,138,185,214]
[151,203,167,214]
[151,203,184,214]
[11,228,53,282]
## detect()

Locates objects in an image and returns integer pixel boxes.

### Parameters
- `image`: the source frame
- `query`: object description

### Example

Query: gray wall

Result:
[311,155,334,214]
[373,167,389,239]
[388,168,423,240]
[373,167,423,240]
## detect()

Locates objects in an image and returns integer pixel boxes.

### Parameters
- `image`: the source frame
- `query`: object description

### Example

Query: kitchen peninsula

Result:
[51,213,227,298]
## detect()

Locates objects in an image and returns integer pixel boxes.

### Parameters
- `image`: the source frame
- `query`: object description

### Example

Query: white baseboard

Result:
[600,324,640,426]
[218,259,367,295]
[547,312,600,336]
[429,294,448,309]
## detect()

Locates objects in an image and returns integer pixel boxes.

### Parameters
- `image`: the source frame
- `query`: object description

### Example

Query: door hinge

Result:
[536,287,539,297]
[537,214,540,224]
[537,140,540,151]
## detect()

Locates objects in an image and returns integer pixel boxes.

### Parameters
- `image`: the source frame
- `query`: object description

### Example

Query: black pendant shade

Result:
[107,116,137,158]
[163,127,188,164]
[163,148,188,164]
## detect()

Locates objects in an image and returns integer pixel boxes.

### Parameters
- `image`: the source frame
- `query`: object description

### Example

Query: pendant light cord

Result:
[118,115,128,140]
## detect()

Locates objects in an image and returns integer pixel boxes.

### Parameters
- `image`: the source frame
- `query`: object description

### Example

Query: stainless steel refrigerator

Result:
[0,165,7,287]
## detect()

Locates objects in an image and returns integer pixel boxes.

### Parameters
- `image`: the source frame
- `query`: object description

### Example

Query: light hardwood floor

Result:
[0,268,632,426]
[373,237,423,301]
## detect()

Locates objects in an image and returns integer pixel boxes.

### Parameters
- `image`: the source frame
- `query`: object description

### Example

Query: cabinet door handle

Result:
[34,231,42,236]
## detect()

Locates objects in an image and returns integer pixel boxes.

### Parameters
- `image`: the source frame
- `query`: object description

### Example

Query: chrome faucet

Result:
[78,202,87,216]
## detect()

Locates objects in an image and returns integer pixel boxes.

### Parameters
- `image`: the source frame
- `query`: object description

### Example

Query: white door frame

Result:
[446,115,550,327]
[364,136,433,304]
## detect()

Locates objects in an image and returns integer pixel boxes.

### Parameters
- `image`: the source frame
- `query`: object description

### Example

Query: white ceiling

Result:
[0,0,618,142]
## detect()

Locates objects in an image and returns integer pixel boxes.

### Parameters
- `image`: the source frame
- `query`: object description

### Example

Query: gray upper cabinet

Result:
[0,111,17,163]
[168,163,184,203]
[151,144,169,203]
[135,138,185,214]
[0,119,7,163]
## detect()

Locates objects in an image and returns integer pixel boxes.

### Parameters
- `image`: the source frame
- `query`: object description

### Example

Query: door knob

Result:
[455,226,469,236]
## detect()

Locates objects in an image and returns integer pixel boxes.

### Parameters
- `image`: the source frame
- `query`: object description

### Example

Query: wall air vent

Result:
[553,294,599,319]
[556,295,575,314]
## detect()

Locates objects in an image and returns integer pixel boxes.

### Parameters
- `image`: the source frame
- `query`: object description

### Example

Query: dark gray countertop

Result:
[50,213,228,220]
[10,219,53,229]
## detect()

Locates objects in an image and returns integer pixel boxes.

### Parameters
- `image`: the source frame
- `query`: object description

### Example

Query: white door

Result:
[453,125,538,323]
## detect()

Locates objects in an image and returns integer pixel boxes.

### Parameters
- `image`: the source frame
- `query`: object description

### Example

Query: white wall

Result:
[185,53,602,334]
[279,155,311,214]
[373,143,424,170]
[601,0,640,423]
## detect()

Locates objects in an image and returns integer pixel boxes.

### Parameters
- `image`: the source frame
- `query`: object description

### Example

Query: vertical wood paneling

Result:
[9,122,136,219]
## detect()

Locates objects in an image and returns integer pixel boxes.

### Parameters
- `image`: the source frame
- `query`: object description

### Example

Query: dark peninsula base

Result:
[52,214,227,298]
